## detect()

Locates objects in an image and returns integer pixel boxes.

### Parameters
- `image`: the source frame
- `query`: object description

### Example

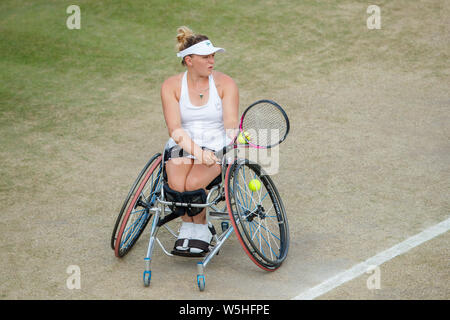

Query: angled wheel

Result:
[143,270,151,287]
[197,274,206,291]
[225,159,289,271]
[111,153,163,257]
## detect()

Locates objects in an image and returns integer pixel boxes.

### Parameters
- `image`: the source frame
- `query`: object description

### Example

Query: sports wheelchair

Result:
[111,148,289,291]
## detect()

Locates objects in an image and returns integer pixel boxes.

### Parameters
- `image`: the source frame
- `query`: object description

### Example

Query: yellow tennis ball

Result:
[237,131,250,144]
[248,179,261,192]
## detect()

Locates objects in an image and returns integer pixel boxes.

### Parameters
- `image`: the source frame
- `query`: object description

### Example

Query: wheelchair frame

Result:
[143,150,233,291]
[112,147,289,291]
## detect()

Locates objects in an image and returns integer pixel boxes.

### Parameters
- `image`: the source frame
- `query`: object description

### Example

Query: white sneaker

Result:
[190,223,212,254]
[175,222,193,251]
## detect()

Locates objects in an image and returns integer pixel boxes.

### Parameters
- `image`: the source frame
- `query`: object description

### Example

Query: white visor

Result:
[177,40,225,58]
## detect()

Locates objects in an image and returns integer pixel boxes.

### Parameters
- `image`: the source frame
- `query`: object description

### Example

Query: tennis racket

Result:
[216,99,290,159]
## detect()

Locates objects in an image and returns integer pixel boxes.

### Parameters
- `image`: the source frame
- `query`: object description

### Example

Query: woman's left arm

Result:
[220,74,239,139]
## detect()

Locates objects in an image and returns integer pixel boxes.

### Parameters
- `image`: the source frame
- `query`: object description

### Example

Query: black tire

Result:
[111,153,162,257]
[225,159,289,270]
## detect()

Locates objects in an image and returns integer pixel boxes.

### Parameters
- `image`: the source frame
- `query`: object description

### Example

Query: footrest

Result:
[171,249,206,258]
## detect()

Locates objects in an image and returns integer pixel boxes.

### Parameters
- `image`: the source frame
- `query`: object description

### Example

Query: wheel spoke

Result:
[228,161,288,267]
[113,154,162,257]
[121,211,148,249]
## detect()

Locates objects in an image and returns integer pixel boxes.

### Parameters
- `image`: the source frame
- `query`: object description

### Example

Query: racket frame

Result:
[216,99,290,159]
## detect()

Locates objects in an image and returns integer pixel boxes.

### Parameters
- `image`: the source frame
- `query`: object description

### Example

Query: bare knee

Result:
[184,176,204,191]
[165,159,192,192]
[166,169,186,192]
[168,179,185,192]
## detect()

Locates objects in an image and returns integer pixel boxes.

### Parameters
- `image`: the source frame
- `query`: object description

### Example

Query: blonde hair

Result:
[176,26,195,51]
[175,26,209,65]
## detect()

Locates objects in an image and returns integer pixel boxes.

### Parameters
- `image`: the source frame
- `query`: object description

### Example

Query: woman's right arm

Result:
[161,77,209,163]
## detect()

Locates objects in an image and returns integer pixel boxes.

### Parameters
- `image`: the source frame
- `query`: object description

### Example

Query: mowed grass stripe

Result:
[0,0,447,201]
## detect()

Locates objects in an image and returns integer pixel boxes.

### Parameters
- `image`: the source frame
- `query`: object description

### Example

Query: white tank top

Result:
[165,71,231,151]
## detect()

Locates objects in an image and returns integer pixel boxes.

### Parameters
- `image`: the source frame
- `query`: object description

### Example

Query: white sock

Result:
[190,223,212,253]
[176,222,193,251]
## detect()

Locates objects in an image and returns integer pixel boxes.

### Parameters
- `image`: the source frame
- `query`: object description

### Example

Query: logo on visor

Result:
[206,41,211,46]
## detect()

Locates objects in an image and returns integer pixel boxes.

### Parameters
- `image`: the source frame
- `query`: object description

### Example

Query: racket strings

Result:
[242,102,288,147]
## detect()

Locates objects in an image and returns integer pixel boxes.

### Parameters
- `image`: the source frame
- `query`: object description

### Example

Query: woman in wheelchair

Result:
[160,26,239,255]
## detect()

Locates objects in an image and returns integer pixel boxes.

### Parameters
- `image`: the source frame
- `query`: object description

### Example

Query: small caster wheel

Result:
[143,270,151,287]
[197,274,205,291]
[221,221,229,232]
[197,262,205,291]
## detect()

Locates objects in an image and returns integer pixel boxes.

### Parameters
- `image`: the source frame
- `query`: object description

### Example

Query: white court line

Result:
[292,217,450,300]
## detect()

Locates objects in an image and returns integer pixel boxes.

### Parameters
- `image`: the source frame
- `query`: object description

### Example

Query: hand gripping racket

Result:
[216,99,290,159]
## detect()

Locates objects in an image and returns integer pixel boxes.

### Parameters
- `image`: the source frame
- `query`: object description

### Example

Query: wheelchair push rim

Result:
[111,153,163,257]
[225,159,289,271]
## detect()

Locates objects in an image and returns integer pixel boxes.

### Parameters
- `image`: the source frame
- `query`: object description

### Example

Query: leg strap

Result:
[174,238,189,250]
[183,189,207,216]
[163,183,186,216]
[162,183,207,217]
[188,239,210,253]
